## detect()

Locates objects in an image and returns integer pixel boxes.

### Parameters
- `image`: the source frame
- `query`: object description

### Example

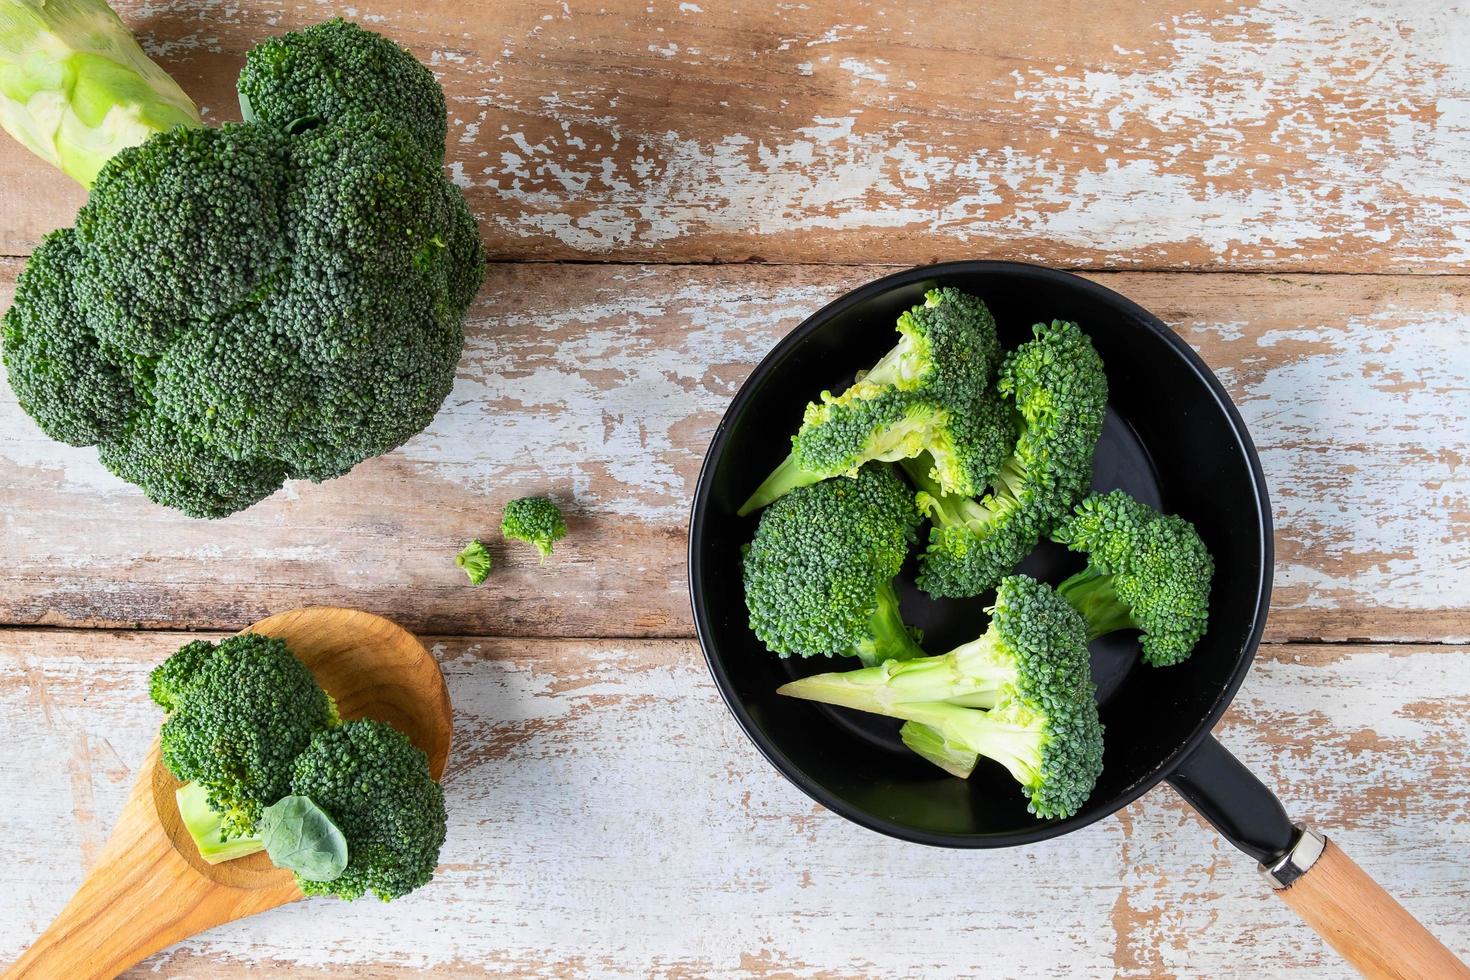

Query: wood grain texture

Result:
[0,629,1465,978]
[1277,840,1470,980]
[2,262,1467,642]
[4,609,452,980]
[0,0,1466,270]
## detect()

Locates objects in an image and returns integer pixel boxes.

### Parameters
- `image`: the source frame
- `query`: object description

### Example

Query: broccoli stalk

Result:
[744,464,925,667]
[176,780,270,864]
[1053,490,1215,666]
[852,579,926,668]
[779,574,1103,819]
[1054,566,1136,640]
[0,0,201,186]
[739,288,1007,516]
[906,319,1108,599]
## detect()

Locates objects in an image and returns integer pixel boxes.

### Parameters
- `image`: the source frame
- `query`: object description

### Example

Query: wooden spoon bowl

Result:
[5,608,452,980]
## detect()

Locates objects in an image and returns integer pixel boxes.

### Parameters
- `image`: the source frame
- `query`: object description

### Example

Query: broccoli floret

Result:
[1053,490,1214,667]
[237,18,448,161]
[97,414,288,519]
[905,319,1108,598]
[779,574,1103,819]
[152,633,337,842]
[501,496,567,559]
[743,463,925,667]
[0,0,201,186]
[738,288,1006,515]
[0,228,140,446]
[455,539,492,584]
[73,123,292,355]
[289,719,447,901]
[0,20,484,519]
[147,638,214,713]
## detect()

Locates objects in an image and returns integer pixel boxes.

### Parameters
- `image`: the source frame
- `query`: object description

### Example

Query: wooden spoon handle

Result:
[1275,837,1469,979]
[4,749,294,980]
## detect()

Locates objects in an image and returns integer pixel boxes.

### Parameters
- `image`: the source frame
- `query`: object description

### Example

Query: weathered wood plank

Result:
[1,0,1467,270]
[0,629,1464,977]
[2,262,1467,642]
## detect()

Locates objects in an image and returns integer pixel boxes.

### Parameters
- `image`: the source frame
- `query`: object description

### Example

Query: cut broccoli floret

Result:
[289,719,447,901]
[743,463,925,667]
[455,539,492,584]
[501,496,567,559]
[237,18,448,160]
[906,319,1108,598]
[152,633,337,840]
[779,574,1103,819]
[1053,490,1214,667]
[739,288,1007,515]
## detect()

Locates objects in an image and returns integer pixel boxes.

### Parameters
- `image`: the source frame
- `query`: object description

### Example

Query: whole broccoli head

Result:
[1053,490,1214,667]
[0,20,483,518]
[289,719,447,901]
[739,288,1006,515]
[237,18,447,161]
[501,496,568,559]
[779,574,1103,819]
[907,319,1108,598]
[152,633,338,839]
[743,463,925,667]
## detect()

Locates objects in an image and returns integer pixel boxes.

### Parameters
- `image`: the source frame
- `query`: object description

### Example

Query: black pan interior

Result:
[689,262,1272,847]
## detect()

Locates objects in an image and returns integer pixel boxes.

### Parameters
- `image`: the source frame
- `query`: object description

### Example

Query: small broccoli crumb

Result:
[501,496,567,560]
[454,539,492,585]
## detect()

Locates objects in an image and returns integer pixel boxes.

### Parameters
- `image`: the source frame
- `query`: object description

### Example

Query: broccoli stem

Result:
[900,452,1021,530]
[899,720,978,778]
[737,449,824,516]
[786,628,1011,702]
[175,781,265,864]
[1057,566,1134,640]
[0,0,202,185]
[853,580,926,666]
[778,682,1041,785]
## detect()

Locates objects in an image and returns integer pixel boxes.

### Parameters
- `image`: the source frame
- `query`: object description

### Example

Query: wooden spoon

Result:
[4,607,453,980]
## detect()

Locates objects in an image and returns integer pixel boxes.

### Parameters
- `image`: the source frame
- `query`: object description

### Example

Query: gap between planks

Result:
[0,621,1464,649]
[5,251,1470,278]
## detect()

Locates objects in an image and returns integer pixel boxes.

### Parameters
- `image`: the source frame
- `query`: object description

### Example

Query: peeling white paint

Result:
[465,0,1468,267]
[0,634,1465,976]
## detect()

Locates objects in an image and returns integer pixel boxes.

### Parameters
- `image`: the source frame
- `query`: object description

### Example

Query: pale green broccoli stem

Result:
[0,0,201,186]
[736,449,824,517]
[901,452,1022,530]
[1057,566,1133,641]
[899,721,978,778]
[175,781,266,864]
[854,580,926,667]
[779,679,1044,787]
[782,629,1014,706]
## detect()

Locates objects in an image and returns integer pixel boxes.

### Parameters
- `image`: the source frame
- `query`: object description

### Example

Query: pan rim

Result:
[687,260,1274,849]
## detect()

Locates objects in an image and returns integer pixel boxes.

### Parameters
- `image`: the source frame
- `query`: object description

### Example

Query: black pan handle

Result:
[1165,732,1295,863]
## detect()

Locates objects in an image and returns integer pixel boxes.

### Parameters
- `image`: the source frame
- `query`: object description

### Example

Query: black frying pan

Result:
[688,262,1467,977]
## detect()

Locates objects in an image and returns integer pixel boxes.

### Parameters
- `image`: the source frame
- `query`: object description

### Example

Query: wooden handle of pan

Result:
[1276,838,1469,979]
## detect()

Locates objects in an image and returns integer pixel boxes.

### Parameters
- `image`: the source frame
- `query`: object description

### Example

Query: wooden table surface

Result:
[2,1,1468,977]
